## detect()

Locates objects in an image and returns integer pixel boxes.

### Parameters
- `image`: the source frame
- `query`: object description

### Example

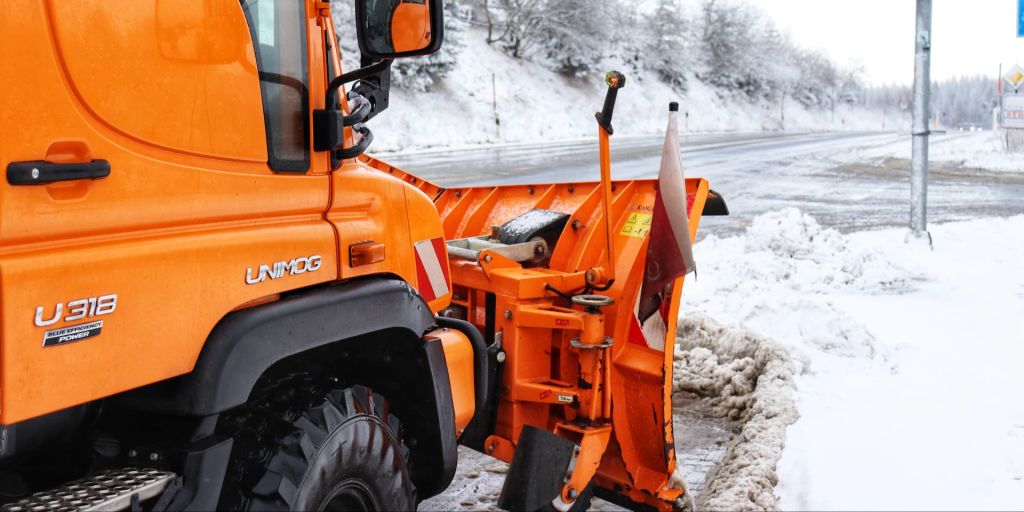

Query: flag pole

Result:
[595,71,626,281]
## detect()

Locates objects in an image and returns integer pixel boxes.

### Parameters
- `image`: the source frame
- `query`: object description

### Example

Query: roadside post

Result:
[909,0,932,245]
[1002,64,1024,152]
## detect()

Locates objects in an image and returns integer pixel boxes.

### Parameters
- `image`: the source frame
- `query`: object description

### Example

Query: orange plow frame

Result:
[360,153,712,510]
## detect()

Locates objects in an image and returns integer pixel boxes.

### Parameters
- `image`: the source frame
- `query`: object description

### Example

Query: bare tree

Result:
[534,0,614,75]
[644,0,691,91]
[483,0,545,57]
[821,66,864,122]
[696,0,760,97]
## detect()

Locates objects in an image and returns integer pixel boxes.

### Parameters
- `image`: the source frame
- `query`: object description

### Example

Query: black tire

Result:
[218,376,416,511]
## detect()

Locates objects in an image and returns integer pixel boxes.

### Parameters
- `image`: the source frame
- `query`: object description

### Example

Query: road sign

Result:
[1019,0,1024,37]
[1006,65,1024,92]
[1004,95,1024,128]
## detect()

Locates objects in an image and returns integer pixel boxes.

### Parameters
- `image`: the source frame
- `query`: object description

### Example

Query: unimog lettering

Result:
[245,255,322,285]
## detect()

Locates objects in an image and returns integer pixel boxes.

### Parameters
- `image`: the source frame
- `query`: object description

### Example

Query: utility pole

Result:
[780,89,786,131]
[910,0,932,244]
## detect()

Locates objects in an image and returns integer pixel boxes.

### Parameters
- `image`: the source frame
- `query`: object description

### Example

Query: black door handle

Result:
[7,160,111,186]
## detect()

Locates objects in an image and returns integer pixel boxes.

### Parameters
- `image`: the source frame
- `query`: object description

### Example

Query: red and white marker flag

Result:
[633,104,696,350]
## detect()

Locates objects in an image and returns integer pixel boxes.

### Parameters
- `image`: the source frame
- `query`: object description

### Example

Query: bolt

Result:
[127,449,138,458]
[149,452,160,462]
[31,168,39,180]
[487,443,496,453]
[572,220,583,230]
[567,186,575,193]
[496,351,506,363]
[567,488,578,500]
[535,244,545,255]
[454,190,462,198]
[528,186,535,195]
[503,310,512,320]
[483,254,493,263]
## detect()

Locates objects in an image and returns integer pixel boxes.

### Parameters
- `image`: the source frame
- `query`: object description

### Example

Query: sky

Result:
[746,0,1024,85]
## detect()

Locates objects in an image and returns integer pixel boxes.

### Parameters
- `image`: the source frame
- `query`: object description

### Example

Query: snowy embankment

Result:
[835,130,1023,174]
[906,131,1023,173]
[370,28,904,153]
[675,209,1024,510]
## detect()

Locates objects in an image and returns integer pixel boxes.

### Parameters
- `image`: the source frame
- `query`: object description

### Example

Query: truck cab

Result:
[0,1,472,509]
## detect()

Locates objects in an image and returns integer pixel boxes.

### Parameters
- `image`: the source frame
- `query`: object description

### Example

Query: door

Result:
[0,0,336,424]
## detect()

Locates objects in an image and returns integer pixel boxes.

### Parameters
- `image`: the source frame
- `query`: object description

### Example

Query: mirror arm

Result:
[315,59,392,167]
[325,59,392,108]
[343,95,372,126]
[336,124,374,160]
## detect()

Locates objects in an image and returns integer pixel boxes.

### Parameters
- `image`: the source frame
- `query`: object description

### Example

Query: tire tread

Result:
[218,374,412,510]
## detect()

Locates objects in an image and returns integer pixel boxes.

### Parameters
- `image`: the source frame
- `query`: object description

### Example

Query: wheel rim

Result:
[319,479,381,512]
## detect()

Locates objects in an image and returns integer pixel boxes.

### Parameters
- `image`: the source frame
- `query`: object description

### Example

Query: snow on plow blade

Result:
[360,155,723,510]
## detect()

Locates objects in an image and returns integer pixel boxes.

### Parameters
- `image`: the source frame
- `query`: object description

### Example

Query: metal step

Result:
[1,468,176,512]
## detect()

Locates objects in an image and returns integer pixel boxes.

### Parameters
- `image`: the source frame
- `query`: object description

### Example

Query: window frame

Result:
[240,0,311,173]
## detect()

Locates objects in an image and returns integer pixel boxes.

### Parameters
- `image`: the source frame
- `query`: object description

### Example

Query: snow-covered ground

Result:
[833,130,1023,174]
[916,130,1023,173]
[680,209,1024,509]
[370,28,908,152]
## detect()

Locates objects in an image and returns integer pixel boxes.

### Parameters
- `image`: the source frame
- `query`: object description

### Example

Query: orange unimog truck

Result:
[0,1,728,511]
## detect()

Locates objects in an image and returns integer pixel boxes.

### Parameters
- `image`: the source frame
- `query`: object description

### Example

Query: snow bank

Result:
[922,131,1023,173]
[683,208,916,363]
[681,209,1024,510]
[674,314,798,511]
[667,209,918,511]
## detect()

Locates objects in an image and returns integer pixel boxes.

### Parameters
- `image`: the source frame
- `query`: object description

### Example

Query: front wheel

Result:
[218,380,416,511]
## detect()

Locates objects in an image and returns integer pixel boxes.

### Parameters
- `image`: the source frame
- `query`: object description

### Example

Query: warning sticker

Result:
[43,320,103,347]
[621,212,653,238]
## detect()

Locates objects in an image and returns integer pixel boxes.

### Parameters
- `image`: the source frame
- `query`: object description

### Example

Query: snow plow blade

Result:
[358,153,724,509]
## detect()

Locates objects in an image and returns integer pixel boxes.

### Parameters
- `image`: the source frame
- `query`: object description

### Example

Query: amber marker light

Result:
[349,241,386,267]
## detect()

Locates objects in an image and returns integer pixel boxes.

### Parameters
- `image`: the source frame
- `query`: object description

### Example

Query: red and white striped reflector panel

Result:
[413,237,450,302]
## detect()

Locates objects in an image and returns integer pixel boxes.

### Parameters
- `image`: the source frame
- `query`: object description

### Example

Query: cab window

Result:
[240,0,309,172]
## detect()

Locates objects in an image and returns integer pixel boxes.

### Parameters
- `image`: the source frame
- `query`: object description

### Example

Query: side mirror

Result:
[355,0,444,59]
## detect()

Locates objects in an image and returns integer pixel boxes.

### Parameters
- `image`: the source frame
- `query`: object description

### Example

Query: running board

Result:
[1,468,176,512]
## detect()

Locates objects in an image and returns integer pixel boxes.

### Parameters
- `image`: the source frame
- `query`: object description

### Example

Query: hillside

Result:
[366,28,908,153]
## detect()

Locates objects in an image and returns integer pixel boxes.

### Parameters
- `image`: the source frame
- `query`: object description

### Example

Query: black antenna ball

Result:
[669,102,679,112]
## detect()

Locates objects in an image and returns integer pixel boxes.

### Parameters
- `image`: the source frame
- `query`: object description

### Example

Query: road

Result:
[384,131,1024,237]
